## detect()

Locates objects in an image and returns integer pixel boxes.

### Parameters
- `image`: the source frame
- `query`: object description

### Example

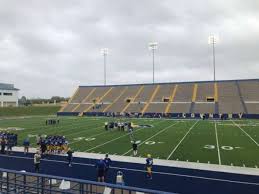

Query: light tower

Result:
[100,48,109,85]
[148,42,158,84]
[208,35,218,81]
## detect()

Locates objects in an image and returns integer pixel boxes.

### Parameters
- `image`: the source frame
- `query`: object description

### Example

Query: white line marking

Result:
[66,126,103,138]
[84,120,165,152]
[122,122,179,156]
[1,154,259,186]
[215,121,222,165]
[232,120,259,147]
[69,130,109,145]
[166,120,199,160]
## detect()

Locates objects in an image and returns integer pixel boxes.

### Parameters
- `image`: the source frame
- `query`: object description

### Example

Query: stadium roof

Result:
[0,83,19,91]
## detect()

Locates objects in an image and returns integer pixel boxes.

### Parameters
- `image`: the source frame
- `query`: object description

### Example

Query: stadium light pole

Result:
[149,42,158,84]
[208,35,218,81]
[101,48,109,85]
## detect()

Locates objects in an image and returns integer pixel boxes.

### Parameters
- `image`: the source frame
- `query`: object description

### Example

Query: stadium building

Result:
[0,83,19,107]
[58,79,259,119]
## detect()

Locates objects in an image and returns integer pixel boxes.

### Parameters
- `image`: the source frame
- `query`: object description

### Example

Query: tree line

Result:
[19,96,69,106]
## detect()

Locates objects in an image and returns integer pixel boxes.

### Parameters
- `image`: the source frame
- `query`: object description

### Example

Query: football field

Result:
[1,116,259,168]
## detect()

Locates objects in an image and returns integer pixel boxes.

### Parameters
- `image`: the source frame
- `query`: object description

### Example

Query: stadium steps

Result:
[121,86,144,113]
[107,86,140,113]
[237,80,259,114]
[189,84,198,113]
[173,83,193,102]
[195,82,214,102]
[90,86,126,113]
[189,102,195,113]
[214,83,218,102]
[215,102,219,114]
[82,88,97,103]
[164,85,178,113]
[218,81,244,113]
[141,85,160,114]
[127,85,157,113]
[192,84,198,102]
[73,88,96,112]
[59,87,79,112]
[103,87,128,112]
[214,83,219,114]
[236,81,248,114]
[71,87,94,103]
[83,87,113,113]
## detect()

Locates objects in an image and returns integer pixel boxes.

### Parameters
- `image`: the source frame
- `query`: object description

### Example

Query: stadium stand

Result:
[238,80,259,114]
[218,81,244,114]
[58,79,259,118]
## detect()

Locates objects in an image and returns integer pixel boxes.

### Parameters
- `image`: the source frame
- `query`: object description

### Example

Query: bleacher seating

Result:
[238,80,259,114]
[59,79,259,116]
[218,81,244,113]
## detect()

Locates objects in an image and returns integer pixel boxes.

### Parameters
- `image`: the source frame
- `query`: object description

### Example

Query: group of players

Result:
[37,135,69,154]
[45,119,60,125]
[104,121,133,131]
[0,132,18,154]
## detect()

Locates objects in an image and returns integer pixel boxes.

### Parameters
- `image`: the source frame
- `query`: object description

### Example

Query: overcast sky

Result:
[0,0,259,98]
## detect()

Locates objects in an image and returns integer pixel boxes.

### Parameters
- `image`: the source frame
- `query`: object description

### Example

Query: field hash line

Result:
[167,120,199,160]
[122,122,179,156]
[232,120,259,147]
[215,121,221,165]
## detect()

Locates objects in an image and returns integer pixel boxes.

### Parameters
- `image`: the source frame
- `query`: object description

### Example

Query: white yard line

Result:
[69,130,110,145]
[65,125,103,137]
[166,120,199,160]
[84,120,165,152]
[122,122,179,156]
[214,121,222,165]
[231,120,259,147]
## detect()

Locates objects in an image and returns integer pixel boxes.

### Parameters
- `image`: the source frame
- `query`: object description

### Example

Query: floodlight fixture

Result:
[101,48,109,85]
[208,35,218,81]
[148,42,158,84]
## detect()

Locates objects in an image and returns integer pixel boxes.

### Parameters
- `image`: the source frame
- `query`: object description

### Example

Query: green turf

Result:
[0,106,61,117]
[1,116,259,168]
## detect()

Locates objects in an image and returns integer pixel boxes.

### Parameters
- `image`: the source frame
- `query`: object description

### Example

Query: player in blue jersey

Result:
[103,154,112,179]
[146,154,153,179]
[95,159,106,182]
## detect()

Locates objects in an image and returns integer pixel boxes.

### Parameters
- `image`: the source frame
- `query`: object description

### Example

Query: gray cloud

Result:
[0,0,258,98]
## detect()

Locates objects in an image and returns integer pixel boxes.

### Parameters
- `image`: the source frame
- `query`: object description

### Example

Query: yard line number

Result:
[204,145,242,151]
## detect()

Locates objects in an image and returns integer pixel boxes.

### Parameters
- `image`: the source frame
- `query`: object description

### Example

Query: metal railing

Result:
[0,168,174,194]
